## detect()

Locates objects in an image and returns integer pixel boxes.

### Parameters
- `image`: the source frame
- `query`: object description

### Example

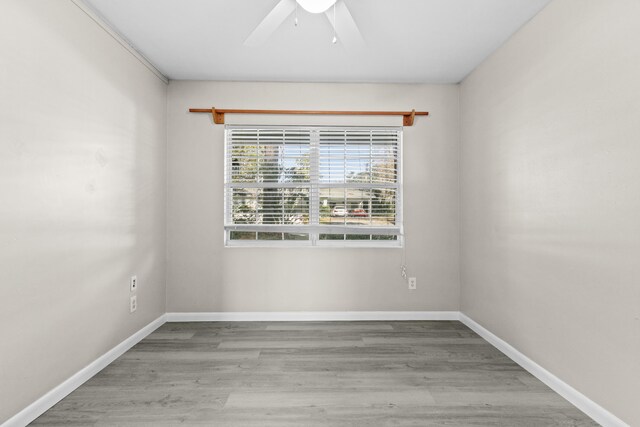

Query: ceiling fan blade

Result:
[244,0,297,46]
[325,1,365,49]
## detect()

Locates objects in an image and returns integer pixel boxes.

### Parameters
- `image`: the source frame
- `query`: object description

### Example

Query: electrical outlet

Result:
[130,275,137,292]
[130,295,137,313]
[408,277,417,290]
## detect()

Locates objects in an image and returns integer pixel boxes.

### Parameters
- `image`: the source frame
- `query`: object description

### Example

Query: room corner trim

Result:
[166,311,461,322]
[2,314,167,427]
[69,0,169,84]
[459,313,629,427]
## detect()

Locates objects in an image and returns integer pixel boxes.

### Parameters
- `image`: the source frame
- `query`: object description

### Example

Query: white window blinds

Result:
[225,126,402,246]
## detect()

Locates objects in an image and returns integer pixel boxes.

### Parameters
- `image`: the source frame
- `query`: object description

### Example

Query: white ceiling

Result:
[83,0,551,83]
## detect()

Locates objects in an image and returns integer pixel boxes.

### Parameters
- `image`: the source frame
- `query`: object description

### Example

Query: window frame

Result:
[224,125,403,248]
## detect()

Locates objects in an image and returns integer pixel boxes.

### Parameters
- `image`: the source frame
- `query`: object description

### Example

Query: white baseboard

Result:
[2,314,166,427]
[166,311,461,322]
[459,313,628,427]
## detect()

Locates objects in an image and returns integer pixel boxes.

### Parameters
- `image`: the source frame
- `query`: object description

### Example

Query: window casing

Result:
[224,126,402,247]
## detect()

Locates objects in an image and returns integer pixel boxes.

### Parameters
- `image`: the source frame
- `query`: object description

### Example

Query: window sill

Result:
[225,240,402,249]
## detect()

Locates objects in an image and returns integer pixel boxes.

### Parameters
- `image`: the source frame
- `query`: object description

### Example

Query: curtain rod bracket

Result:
[212,107,225,124]
[403,109,416,126]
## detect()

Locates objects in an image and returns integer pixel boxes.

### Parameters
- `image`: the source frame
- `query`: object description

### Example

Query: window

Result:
[224,126,402,247]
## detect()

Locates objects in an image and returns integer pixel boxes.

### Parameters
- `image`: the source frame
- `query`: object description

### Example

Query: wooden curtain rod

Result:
[188,107,429,126]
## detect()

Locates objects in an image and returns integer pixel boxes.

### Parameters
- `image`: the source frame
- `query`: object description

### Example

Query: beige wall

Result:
[0,1,167,423]
[460,0,640,424]
[167,81,459,312]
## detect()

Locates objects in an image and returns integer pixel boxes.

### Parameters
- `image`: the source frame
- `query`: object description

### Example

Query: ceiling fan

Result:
[244,0,364,48]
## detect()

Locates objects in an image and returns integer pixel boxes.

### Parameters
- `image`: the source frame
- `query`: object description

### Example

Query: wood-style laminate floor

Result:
[33,321,598,426]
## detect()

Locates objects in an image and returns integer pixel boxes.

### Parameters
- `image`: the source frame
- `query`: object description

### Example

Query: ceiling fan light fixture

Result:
[296,0,337,14]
